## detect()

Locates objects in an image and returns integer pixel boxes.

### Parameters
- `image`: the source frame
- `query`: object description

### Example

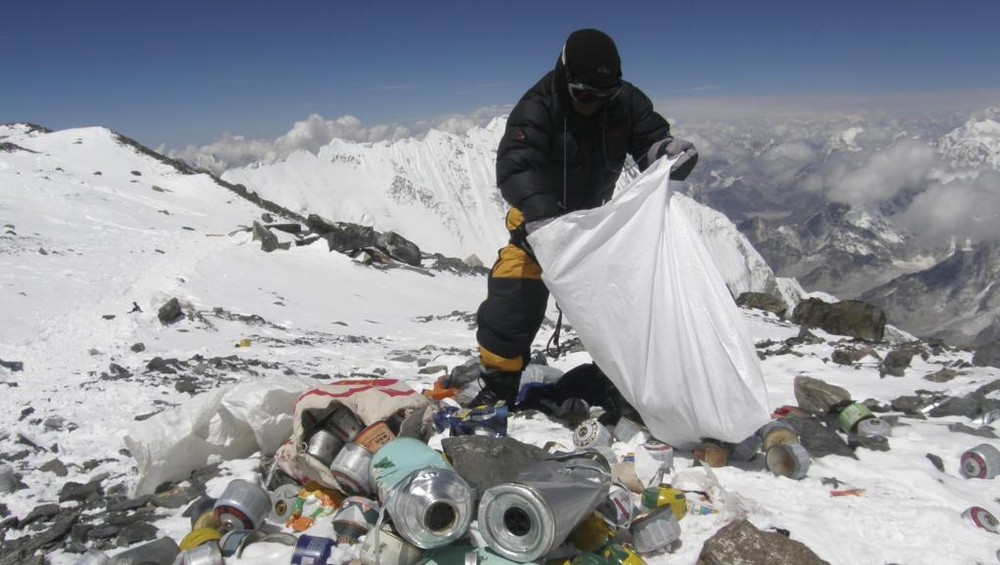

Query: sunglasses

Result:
[568,80,622,104]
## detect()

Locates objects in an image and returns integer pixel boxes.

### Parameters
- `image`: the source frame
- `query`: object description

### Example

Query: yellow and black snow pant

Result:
[475,208,549,373]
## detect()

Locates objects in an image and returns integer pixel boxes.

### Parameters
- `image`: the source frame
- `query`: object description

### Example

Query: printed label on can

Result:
[292,534,336,565]
[963,506,999,533]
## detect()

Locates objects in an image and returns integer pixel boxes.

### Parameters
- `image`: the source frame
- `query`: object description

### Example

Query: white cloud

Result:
[826,140,936,205]
[894,170,1000,244]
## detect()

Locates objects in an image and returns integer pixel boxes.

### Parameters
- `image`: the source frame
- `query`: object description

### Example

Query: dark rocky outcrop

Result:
[441,436,550,495]
[157,298,183,325]
[793,376,851,415]
[792,298,886,340]
[697,518,830,565]
[736,292,788,318]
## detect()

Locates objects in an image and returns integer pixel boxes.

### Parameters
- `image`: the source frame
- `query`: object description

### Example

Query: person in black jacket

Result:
[469,28,698,408]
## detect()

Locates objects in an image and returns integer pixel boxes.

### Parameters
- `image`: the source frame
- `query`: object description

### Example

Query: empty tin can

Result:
[305,429,344,467]
[354,421,396,453]
[837,402,874,434]
[639,485,687,520]
[326,406,365,442]
[330,441,373,495]
[856,417,892,438]
[642,440,675,471]
[179,542,223,565]
[184,497,220,530]
[765,443,811,480]
[758,420,799,452]
[728,434,763,462]
[962,506,999,533]
[596,482,636,528]
[268,483,302,524]
[568,512,614,552]
[629,505,682,556]
[218,529,266,558]
[693,441,728,468]
[213,479,271,531]
[360,525,424,565]
[574,419,614,450]
[981,409,1000,426]
[291,534,336,565]
[960,443,1000,479]
[332,496,380,543]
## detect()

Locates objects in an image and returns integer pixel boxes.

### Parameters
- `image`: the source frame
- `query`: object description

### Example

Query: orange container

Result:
[423,376,458,401]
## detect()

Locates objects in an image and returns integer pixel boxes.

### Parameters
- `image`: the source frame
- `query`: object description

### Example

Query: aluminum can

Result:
[305,429,344,466]
[268,483,302,524]
[330,441,374,494]
[758,420,798,452]
[574,419,614,450]
[727,434,763,462]
[962,506,999,533]
[213,479,271,531]
[178,527,222,551]
[332,496,380,543]
[639,485,687,520]
[837,402,874,434]
[360,525,424,565]
[354,421,396,453]
[291,534,336,565]
[596,482,636,528]
[641,440,674,471]
[856,417,892,438]
[765,443,811,480]
[218,529,266,558]
[981,409,1000,426]
[183,497,219,530]
[612,418,647,443]
[629,505,681,555]
[370,438,474,549]
[326,406,364,442]
[478,454,611,562]
[179,542,223,565]
[960,443,1000,479]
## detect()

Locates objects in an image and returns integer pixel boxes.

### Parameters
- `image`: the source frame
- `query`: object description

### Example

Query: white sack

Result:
[527,157,771,448]
[124,376,307,496]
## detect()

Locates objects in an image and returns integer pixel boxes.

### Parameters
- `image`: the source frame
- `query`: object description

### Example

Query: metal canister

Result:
[354,421,396,453]
[574,419,614,450]
[569,512,614,552]
[960,443,1000,479]
[179,542,224,565]
[305,429,344,466]
[758,420,798,452]
[179,528,222,551]
[332,496,380,543]
[962,506,999,533]
[629,505,681,556]
[218,529,266,558]
[360,525,425,565]
[326,406,365,442]
[185,497,221,530]
[641,441,674,471]
[213,479,272,531]
[596,482,636,528]
[856,417,892,438]
[612,418,647,443]
[693,442,728,468]
[765,443,811,480]
[330,441,374,495]
[837,402,874,434]
[290,534,336,565]
[269,483,302,524]
[639,485,687,520]
[981,409,1000,426]
[728,434,763,462]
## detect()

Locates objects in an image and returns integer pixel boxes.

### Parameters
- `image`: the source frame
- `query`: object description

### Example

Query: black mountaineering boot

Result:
[468,371,522,409]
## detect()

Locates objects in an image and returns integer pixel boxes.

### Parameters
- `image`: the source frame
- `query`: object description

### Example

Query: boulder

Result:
[697,518,830,565]
[973,341,1000,368]
[791,298,886,340]
[736,292,788,318]
[783,415,855,459]
[156,298,183,325]
[793,376,851,415]
[376,231,422,266]
[251,221,281,253]
[881,349,915,377]
[441,436,550,495]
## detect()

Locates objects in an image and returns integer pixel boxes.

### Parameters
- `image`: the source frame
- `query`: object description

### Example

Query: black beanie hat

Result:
[561,28,621,88]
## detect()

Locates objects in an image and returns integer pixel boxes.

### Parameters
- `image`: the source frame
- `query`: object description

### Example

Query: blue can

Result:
[291,534,335,565]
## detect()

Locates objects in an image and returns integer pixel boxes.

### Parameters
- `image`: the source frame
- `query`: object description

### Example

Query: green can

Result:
[837,402,873,434]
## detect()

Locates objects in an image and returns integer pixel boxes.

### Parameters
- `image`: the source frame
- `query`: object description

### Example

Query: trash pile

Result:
[71,364,999,565]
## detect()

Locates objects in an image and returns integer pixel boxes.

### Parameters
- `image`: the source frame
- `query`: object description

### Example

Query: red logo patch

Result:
[515,130,526,141]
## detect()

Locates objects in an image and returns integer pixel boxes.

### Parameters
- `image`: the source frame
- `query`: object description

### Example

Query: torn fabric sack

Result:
[527,157,771,448]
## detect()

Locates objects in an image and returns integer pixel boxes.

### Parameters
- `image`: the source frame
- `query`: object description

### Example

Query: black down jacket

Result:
[496,58,672,222]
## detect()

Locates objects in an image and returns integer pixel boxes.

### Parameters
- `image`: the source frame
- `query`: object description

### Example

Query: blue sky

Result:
[3,0,999,150]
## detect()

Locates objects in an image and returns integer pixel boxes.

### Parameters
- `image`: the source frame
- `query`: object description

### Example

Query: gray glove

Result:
[652,137,699,181]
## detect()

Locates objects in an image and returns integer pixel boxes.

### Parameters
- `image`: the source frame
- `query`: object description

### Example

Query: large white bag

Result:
[527,158,770,448]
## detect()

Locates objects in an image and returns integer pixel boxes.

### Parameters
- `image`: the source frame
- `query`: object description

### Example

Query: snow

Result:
[2,124,1000,564]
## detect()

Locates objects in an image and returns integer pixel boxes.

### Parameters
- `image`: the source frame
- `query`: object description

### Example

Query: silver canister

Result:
[179,542,224,565]
[758,420,799,452]
[108,537,180,565]
[629,505,682,556]
[765,443,811,480]
[856,417,892,438]
[268,483,301,524]
[642,440,675,471]
[360,525,425,565]
[330,441,374,495]
[611,418,648,443]
[327,406,365,442]
[219,529,267,558]
[960,443,1000,479]
[385,467,475,549]
[573,419,614,450]
[962,506,999,533]
[728,434,764,462]
[213,479,272,531]
[305,429,344,467]
[478,454,612,563]
[595,482,636,528]
[333,496,380,543]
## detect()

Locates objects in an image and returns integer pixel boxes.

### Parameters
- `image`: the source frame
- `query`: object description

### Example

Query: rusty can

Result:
[354,421,396,453]
[960,443,1000,479]
[765,443,811,480]
[693,441,728,468]
[758,420,798,452]
[330,441,373,495]
[962,506,999,533]
[213,479,271,531]
[327,406,365,442]
[305,429,344,467]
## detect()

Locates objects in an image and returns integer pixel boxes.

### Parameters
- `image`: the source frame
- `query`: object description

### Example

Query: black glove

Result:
[655,137,699,181]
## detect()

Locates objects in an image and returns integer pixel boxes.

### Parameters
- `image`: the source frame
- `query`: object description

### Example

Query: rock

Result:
[973,341,1000,368]
[793,376,851,415]
[928,396,980,419]
[946,423,997,438]
[791,298,886,341]
[890,395,931,416]
[924,368,958,383]
[267,223,302,235]
[59,479,104,504]
[926,453,945,472]
[736,291,788,318]
[157,297,183,325]
[847,434,890,452]
[881,349,915,377]
[251,220,281,253]
[130,342,146,353]
[39,459,68,477]
[783,416,856,459]
[441,436,550,495]
[116,521,158,546]
[697,518,830,565]
[20,504,62,527]
[145,357,178,374]
[0,359,23,372]
[376,231,422,266]
[464,254,484,269]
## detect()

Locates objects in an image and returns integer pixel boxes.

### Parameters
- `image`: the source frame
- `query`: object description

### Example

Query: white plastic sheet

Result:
[527,157,771,448]
[124,376,307,496]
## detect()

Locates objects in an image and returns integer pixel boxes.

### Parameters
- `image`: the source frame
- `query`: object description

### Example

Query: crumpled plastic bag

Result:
[124,376,307,496]
[527,157,771,448]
